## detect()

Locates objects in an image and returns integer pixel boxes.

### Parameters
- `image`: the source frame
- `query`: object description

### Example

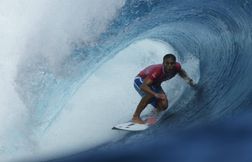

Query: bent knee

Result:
[158,100,168,111]
[161,104,168,111]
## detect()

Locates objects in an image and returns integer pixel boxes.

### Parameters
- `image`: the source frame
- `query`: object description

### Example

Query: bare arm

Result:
[178,68,196,87]
[140,78,166,99]
[140,78,156,96]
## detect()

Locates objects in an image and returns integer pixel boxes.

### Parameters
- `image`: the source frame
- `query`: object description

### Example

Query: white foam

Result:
[0,1,125,161]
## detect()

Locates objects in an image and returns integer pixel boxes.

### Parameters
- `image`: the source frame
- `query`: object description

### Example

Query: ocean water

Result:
[0,0,251,162]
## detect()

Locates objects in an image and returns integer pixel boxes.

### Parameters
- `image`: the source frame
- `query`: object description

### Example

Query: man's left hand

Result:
[188,79,198,89]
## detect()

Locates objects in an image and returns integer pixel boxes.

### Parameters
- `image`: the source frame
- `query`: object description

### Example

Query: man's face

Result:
[163,58,176,72]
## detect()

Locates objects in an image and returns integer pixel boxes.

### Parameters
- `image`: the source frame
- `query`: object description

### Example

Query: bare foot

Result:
[132,116,145,124]
[146,116,157,125]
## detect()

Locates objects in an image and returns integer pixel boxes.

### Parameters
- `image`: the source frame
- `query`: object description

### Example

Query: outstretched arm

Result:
[178,68,196,87]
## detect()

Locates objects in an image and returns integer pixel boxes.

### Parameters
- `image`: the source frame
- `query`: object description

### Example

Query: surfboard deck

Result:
[112,122,149,131]
[112,111,162,131]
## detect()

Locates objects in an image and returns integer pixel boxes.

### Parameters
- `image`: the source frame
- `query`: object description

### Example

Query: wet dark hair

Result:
[163,54,176,62]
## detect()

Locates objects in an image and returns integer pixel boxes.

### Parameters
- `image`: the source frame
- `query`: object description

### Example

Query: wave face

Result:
[1,0,252,161]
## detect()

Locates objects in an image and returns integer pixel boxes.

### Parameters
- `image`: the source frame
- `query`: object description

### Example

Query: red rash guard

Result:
[138,63,181,86]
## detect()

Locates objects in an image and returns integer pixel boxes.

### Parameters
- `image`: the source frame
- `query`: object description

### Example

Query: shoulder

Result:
[147,64,162,80]
[175,62,182,71]
[146,64,163,72]
[152,64,163,74]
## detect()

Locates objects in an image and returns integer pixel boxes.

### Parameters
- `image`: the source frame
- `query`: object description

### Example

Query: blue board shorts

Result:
[134,77,162,108]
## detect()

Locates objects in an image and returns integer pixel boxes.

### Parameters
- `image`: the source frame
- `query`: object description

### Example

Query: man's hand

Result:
[154,93,166,100]
[188,79,198,89]
[188,79,196,86]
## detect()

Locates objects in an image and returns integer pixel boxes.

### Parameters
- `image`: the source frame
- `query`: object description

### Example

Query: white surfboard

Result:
[112,110,163,131]
[112,122,149,131]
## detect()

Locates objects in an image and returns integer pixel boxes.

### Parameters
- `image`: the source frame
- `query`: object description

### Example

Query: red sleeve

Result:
[175,63,181,72]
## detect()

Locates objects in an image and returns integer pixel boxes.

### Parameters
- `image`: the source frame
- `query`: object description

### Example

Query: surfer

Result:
[132,54,196,124]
